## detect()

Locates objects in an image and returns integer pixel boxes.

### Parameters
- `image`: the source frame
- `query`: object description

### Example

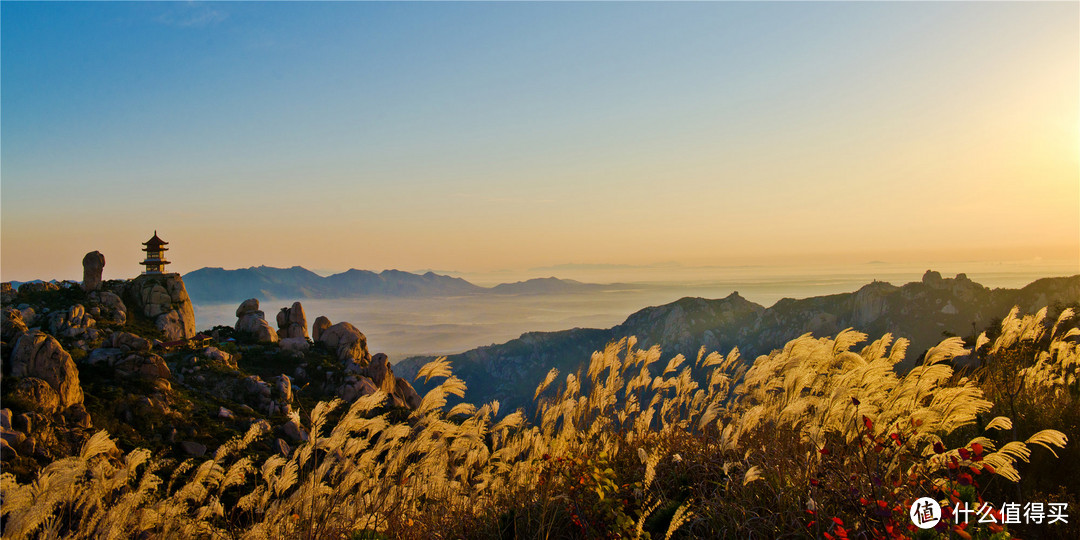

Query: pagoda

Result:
[140,231,171,274]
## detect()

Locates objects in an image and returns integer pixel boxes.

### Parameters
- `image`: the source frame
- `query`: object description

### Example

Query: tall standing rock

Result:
[235,298,279,343]
[311,316,332,342]
[10,330,85,409]
[82,251,105,292]
[276,302,309,340]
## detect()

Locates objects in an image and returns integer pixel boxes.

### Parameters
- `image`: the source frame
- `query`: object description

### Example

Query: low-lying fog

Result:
[192,265,1072,362]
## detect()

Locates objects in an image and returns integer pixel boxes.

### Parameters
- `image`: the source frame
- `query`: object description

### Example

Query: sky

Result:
[2,1,1078,283]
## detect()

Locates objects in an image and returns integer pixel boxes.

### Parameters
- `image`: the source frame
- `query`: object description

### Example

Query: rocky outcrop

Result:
[203,346,237,370]
[82,251,105,292]
[127,274,197,341]
[234,298,279,343]
[239,374,293,416]
[312,316,332,342]
[852,281,898,327]
[393,377,422,409]
[365,353,396,394]
[10,378,62,415]
[336,377,378,403]
[89,291,127,325]
[2,308,28,342]
[18,282,59,294]
[48,305,97,339]
[276,302,309,340]
[108,331,152,353]
[10,331,84,410]
[115,353,171,380]
[316,322,370,368]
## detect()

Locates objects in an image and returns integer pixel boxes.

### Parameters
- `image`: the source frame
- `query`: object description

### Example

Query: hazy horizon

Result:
[2,2,1077,282]
[186,264,1072,360]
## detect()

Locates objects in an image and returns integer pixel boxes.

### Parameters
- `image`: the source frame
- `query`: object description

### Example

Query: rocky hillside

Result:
[395,271,1080,415]
[1,253,417,481]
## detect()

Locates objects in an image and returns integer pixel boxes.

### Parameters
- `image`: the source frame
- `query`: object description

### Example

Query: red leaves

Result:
[982,464,996,475]
[933,441,946,454]
[832,517,844,527]
[958,447,971,461]
[862,415,874,431]
[819,447,831,455]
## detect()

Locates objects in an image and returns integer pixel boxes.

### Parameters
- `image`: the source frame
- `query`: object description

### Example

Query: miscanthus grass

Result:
[2,307,1074,539]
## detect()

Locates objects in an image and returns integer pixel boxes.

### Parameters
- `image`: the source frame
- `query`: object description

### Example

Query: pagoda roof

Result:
[143,230,169,248]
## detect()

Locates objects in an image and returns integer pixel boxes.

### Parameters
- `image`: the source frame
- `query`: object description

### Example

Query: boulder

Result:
[1,308,28,342]
[236,298,261,318]
[114,353,171,380]
[311,316,332,342]
[0,429,26,452]
[10,377,61,415]
[86,347,123,366]
[279,417,309,443]
[276,302,309,339]
[203,346,237,369]
[10,331,84,409]
[242,376,273,399]
[82,251,105,292]
[279,337,310,354]
[109,331,151,353]
[365,353,396,394]
[235,299,279,343]
[218,407,234,419]
[0,437,17,459]
[180,441,207,457]
[63,404,93,429]
[0,409,10,430]
[272,375,293,405]
[393,376,422,409]
[19,307,37,327]
[337,377,378,403]
[316,322,370,367]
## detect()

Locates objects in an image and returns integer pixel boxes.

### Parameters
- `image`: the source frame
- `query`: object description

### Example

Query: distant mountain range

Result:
[394,271,1080,415]
[182,266,620,302]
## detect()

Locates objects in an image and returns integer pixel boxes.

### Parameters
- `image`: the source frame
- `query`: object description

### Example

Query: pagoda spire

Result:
[140,231,171,274]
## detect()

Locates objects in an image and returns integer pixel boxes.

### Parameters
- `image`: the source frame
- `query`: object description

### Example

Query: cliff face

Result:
[125,274,197,341]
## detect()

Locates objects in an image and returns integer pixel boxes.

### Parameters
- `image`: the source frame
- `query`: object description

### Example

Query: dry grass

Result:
[2,307,1074,539]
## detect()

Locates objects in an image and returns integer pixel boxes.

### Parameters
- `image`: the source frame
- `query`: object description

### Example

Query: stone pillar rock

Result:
[82,251,105,291]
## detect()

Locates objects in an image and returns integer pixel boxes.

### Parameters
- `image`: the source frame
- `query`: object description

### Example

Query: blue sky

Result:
[2,1,1077,281]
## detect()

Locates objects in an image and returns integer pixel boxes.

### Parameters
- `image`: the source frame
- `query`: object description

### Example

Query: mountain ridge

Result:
[182,266,619,302]
[394,271,1080,415]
